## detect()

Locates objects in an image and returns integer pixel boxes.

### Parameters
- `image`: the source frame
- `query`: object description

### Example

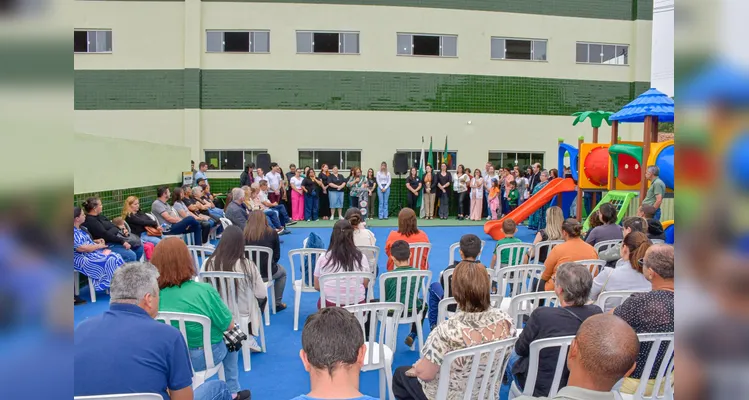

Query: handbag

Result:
[223,322,248,352]
[145,226,163,237]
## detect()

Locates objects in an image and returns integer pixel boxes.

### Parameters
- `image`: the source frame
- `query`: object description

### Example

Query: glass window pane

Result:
[252,31,270,53]
[206,31,223,52]
[576,43,588,63]
[74,31,87,52]
[224,32,250,52]
[505,39,531,60]
[342,33,359,54]
[517,153,532,169]
[298,151,314,170]
[87,31,97,53]
[531,153,545,167]
[397,34,411,55]
[491,38,504,59]
[344,151,361,170]
[533,40,547,61]
[602,45,617,64]
[413,35,440,56]
[617,45,628,65]
[97,31,112,52]
[296,32,312,53]
[488,152,502,168]
[205,151,220,170]
[441,35,457,57]
[313,32,339,53]
[589,44,602,63]
[221,151,243,170]
[317,151,341,170]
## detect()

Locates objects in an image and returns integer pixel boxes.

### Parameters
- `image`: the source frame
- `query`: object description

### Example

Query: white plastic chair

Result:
[378,270,431,352]
[319,271,374,307]
[75,394,162,400]
[594,239,622,254]
[408,242,431,270]
[494,243,534,269]
[531,240,564,264]
[508,291,561,328]
[434,337,519,400]
[187,245,214,273]
[156,312,225,389]
[617,332,675,400]
[357,245,381,274]
[509,335,576,399]
[244,245,275,325]
[447,240,486,266]
[577,259,607,277]
[74,270,97,303]
[220,217,232,229]
[495,264,545,298]
[288,248,327,331]
[596,290,643,313]
[650,239,665,244]
[441,267,494,300]
[199,271,267,372]
[437,294,505,324]
[345,302,404,400]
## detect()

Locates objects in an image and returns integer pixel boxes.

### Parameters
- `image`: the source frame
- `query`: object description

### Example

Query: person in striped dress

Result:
[74,206,125,290]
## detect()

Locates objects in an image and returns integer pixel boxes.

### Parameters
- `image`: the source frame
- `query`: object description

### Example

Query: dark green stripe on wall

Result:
[75,69,650,116]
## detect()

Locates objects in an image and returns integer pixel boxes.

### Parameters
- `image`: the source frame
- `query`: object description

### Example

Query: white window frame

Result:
[298,149,362,171]
[490,37,548,61]
[576,42,629,66]
[487,151,546,170]
[205,30,270,53]
[203,149,268,171]
[296,31,360,55]
[396,33,458,58]
[74,29,112,54]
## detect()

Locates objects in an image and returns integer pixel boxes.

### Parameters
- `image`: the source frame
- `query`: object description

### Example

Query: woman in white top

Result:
[469,169,484,221]
[516,170,529,206]
[314,219,371,308]
[345,207,377,270]
[289,168,305,221]
[453,164,469,220]
[204,225,266,351]
[590,231,652,304]
[376,162,392,220]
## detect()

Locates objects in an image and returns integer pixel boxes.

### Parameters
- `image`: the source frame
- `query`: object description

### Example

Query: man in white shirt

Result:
[266,163,284,204]
[256,168,268,185]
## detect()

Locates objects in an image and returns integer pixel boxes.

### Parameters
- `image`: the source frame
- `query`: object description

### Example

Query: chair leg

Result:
[259,322,267,353]
[218,363,226,381]
[379,369,386,400]
[294,289,302,331]
[74,271,80,296]
[263,298,270,326]
[241,339,251,372]
[88,276,96,303]
[270,283,277,314]
[385,360,395,400]
[415,319,425,353]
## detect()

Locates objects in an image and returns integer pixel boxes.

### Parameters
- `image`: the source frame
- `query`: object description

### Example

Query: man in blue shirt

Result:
[74,262,231,400]
[194,161,209,186]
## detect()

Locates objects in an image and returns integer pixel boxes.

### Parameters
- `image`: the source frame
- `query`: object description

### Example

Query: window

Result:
[488,152,545,171]
[397,33,457,57]
[491,37,547,61]
[74,30,112,53]
[206,31,270,53]
[298,150,362,170]
[203,149,267,170]
[395,150,458,171]
[576,42,628,65]
[296,31,359,54]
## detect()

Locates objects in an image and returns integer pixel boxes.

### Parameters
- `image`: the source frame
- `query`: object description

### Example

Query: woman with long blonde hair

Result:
[122,195,162,245]
[524,206,564,264]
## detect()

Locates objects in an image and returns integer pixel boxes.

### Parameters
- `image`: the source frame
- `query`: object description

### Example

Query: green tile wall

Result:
[74,182,180,219]
[75,69,650,115]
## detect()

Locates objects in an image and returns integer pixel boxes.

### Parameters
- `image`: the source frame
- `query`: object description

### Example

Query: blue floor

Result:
[74,225,537,399]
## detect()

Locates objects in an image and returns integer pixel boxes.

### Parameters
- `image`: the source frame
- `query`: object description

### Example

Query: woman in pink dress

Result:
[289,168,305,220]
[469,169,484,221]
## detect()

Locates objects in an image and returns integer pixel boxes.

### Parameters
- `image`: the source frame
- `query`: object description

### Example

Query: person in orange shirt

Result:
[541,218,598,291]
[385,208,430,271]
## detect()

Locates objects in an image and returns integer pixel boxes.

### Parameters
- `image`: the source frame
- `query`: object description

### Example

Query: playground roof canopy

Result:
[610,88,674,123]
[680,62,749,106]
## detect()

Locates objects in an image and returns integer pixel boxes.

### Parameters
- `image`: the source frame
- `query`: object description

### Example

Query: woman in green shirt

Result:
[151,237,250,400]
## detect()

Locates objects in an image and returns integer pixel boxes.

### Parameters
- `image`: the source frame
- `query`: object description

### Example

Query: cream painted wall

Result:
[200,109,641,177]
[75,110,186,146]
[74,133,190,193]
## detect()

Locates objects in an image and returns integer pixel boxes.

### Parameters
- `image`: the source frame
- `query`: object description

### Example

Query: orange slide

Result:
[484,178,577,240]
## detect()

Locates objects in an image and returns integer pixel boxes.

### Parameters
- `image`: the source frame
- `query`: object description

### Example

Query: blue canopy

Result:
[680,62,749,106]
[610,88,674,123]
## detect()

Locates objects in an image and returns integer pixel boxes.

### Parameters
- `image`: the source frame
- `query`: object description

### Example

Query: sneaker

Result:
[280,229,291,235]
[404,332,417,347]
[246,336,262,353]
[236,389,251,400]
[74,295,87,306]
[287,220,297,226]
[305,219,311,222]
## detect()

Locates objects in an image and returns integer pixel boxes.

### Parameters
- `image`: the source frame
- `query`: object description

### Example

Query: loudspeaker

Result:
[393,153,409,175]
[256,153,272,172]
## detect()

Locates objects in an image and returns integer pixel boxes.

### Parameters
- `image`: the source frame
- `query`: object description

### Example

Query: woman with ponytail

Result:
[589,231,652,302]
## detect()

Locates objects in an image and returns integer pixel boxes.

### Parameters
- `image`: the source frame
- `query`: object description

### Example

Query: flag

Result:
[427,136,434,168]
[442,136,449,167]
[417,137,426,217]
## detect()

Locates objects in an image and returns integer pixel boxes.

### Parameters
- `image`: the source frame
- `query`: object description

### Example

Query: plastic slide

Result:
[484,178,577,240]
[582,190,637,232]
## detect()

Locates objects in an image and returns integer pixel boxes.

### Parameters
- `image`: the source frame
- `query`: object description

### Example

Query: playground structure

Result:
[485,89,675,240]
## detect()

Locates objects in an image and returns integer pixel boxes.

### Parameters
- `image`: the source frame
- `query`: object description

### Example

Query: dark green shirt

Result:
[385,266,423,310]
[493,237,523,265]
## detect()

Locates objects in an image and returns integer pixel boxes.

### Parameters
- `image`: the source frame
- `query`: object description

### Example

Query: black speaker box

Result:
[393,153,409,175]
[256,153,272,172]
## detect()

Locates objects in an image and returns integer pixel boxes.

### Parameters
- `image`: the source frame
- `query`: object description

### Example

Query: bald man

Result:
[515,314,640,400]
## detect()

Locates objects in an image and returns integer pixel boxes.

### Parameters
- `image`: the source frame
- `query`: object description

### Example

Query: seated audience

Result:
[74,262,231,400]
[171,187,212,245]
[290,307,377,400]
[597,216,648,265]
[590,232,652,303]
[73,206,124,290]
[490,219,522,269]
[585,210,603,233]
[515,314,640,400]
[225,187,250,231]
[151,238,251,400]
[392,261,515,400]
[638,204,666,241]
[204,225,266,352]
[190,185,225,222]
[244,211,288,311]
[524,206,564,264]
[426,234,482,329]
[259,180,295,227]
[151,186,203,245]
[508,262,602,397]
[585,203,623,246]
[613,244,674,395]
[314,219,371,308]
[247,184,287,233]
[385,240,427,347]
[542,219,598,291]
[82,196,144,262]
[346,208,376,266]
[385,208,430,271]
[122,196,162,246]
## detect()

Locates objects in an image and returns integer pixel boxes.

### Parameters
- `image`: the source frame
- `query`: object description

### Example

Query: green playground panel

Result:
[582,190,637,232]
[608,144,643,179]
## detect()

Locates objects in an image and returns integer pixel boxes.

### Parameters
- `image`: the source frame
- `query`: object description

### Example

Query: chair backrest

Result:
[577,259,607,277]
[650,239,665,244]
[408,242,431,270]
[447,240,487,266]
[198,271,256,319]
[508,291,561,328]
[442,267,494,299]
[156,312,215,370]
[187,245,214,273]
[631,332,675,400]
[319,271,374,307]
[523,335,576,397]
[378,270,431,319]
[244,245,273,279]
[344,302,404,369]
[496,264,545,297]
[596,290,643,313]
[436,294,504,324]
[288,248,327,290]
[75,394,162,400]
[594,239,622,254]
[356,245,380,271]
[219,217,233,229]
[493,243,533,269]
[532,240,564,264]
[434,337,519,400]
